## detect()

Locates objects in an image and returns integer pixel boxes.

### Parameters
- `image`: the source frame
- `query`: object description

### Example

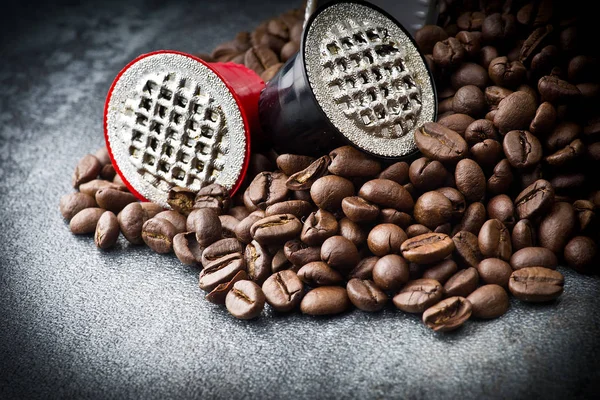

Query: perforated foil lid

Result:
[104,51,248,207]
[303,1,436,158]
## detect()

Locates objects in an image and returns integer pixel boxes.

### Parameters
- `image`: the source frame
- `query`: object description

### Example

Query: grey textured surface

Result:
[0,1,599,399]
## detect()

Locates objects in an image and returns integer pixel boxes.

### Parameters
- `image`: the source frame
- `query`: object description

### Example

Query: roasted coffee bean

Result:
[219,215,239,238]
[438,98,454,115]
[328,146,381,177]
[509,267,564,302]
[271,248,292,273]
[453,231,483,269]
[244,171,288,211]
[172,231,204,264]
[478,219,512,261]
[422,260,457,284]
[455,159,486,202]
[117,203,147,244]
[564,236,597,272]
[276,154,315,176]
[573,200,595,232]
[244,240,272,285]
[467,285,509,319]
[301,209,338,246]
[515,179,554,220]
[453,85,486,117]
[502,130,542,169]
[494,92,537,134]
[465,119,499,145]
[488,57,527,88]
[225,280,265,319]
[139,202,163,219]
[261,63,283,82]
[251,214,302,245]
[94,146,111,166]
[99,164,115,181]
[244,45,278,75]
[487,159,514,195]
[310,175,354,212]
[546,122,581,152]
[415,25,448,54]
[167,187,196,216]
[194,183,231,215]
[202,238,243,266]
[485,86,513,108]
[154,210,186,234]
[199,253,246,292]
[70,207,106,234]
[341,196,379,222]
[60,192,97,220]
[112,174,126,187]
[453,202,486,236]
[286,155,331,190]
[477,258,512,287]
[95,188,137,213]
[298,262,344,287]
[300,286,350,315]
[470,139,503,169]
[422,296,472,332]
[280,41,299,62]
[510,247,558,270]
[346,279,387,312]
[367,224,407,256]
[550,173,586,193]
[321,236,359,272]
[482,13,517,43]
[451,63,488,90]
[349,256,379,280]
[72,154,101,188]
[512,219,536,251]
[414,191,453,229]
[80,179,126,197]
[94,211,119,249]
[359,179,414,212]
[432,37,466,68]
[262,270,304,312]
[205,270,248,305]
[545,139,584,166]
[234,210,265,244]
[186,208,221,247]
[539,202,577,254]
[538,75,581,103]
[407,224,432,238]
[487,195,516,229]
[457,11,484,30]
[444,267,479,297]
[338,218,367,247]
[455,31,482,57]
[408,157,448,192]
[378,209,412,228]
[415,122,468,164]
[401,233,454,264]
[378,162,409,184]
[142,218,177,253]
[529,102,557,135]
[284,239,320,267]
[372,254,409,292]
[480,45,500,69]
[393,279,443,313]
[265,200,313,220]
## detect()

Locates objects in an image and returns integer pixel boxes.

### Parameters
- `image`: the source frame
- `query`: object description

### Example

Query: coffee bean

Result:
[409,157,448,192]
[433,37,466,68]
[219,215,239,238]
[415,25,448,54]
[422,296,472,332]
[262,270,304,312]
[488,57,527,88]
[359,179,414,212]
[378,162,409,184]
[514,179,554,220]
[286,155,331,190]
[509,267,564,302]
[564,236,597,272]
[60,192,97,220]
[280,41,299,62]
[573,200,595,232]
[470,139,503,169]
[142,218,177,253]
[539,202,577,254]
[310,175,354,212]
[529,102,557,135]
[414,191,453,230]
[502,130,543,169]
[478,219,512,261]
[457,11,485,30]
[186,208,222,247]
[265,200,313,220]
[451,63,488,90]
[341,196,379,222]
[202,238,243,266]
[80,179,126,198]
[378,209,412,228]
[95,188,137,213]
[242,240,271,285]
[453,85,486,117]
[444,267,479,297]
[301,209,338,246]
[154,210,187,234]
[199,253,246,292]
[328,146,381,177]
[512,219,536,251]
[99,164,115,181]
[367,224,408,256]
[70,207,106,234]
[510,247,558,270]
[300,286,350,315]
[167,187,195,216]
[205,270,248,305]
[406,224,432,238]
[467,284,509,319]
[538,75,581,103]
[94,211,119,249]
[225,280,265,319]
[194,183,231,215]
[415,122,468,164]
[546,122,581,152]
[284,239,320,267]
[338,218,367,247]
[485,86,513,108]
[298,261,344,287]
[482,13,517,43]
[401,233,454,264]
[171,232,203,265]
[117,203,147,244]
[346,279,388,312]
[486,195,516,229]
[465,119,499,146]
[455,31,482,57]
[422,259,458,284]
[140,202,163,219]
[276,154,315,176]
[372,254,409,292]
[453,231,483,269]
[234,210,265,244]
[321,236,359,272]
[94,147,111,166]
[244,171,288,211]
[550,173,586,193]
[493,92,537,134]
[487,159,514,195]
[244,45,278,75]
[452,202,486,236]
[545,139,584,166]
[393,279,443,313]
[455,159,486,202]
[72,154,101,188]
[250,214,302,245]
[349,256,379,280]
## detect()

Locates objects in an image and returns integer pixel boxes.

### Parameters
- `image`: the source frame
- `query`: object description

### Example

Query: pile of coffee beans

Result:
[61,1,599,331]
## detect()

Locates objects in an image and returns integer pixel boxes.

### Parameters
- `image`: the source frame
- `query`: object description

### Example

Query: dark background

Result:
[1,1,599,399]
